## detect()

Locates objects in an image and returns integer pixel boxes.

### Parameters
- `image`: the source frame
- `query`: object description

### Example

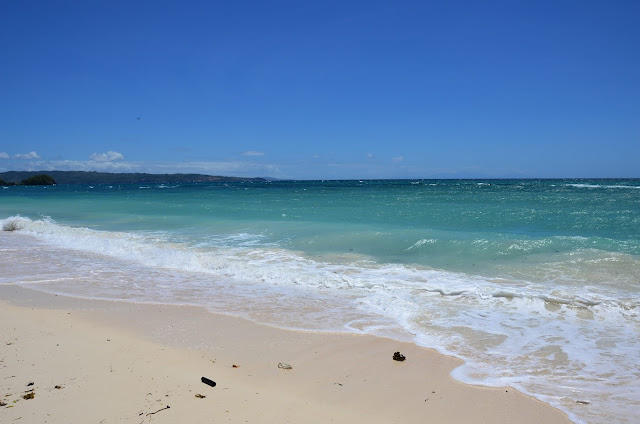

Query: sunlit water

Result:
[2,179,639,423]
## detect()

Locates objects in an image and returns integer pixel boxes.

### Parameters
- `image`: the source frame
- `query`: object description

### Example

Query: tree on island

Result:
[20,174,57,185]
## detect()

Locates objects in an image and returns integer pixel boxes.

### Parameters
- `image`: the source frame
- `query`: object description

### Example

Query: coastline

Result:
[0,285,571,423]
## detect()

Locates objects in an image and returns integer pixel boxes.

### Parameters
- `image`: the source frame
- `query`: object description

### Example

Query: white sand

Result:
[0,285,570,423]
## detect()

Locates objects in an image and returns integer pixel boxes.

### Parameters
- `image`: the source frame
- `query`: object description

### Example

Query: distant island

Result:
[0,174,58,186]
[0,171,266,186]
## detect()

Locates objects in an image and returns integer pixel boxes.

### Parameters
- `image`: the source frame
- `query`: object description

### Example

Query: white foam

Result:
[567,183,640,189]
[2,215,639,424]
[406,238,437,250]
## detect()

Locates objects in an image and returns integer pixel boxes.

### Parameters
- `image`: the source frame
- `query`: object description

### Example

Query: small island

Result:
[0,174,57,186]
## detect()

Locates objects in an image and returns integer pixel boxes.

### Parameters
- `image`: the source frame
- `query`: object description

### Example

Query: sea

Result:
[1,179,638,423]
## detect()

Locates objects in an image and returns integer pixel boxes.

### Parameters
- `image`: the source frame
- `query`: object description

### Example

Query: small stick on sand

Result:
[146,405,170,416]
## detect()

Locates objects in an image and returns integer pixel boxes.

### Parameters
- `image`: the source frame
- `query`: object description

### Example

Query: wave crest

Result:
[2,216,30,232]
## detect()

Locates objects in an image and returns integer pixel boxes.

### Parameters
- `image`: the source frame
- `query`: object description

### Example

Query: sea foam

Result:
[2,215,639,423]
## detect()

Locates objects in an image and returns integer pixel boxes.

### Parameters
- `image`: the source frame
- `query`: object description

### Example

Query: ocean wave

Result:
[567,183,640,189]
[3,215,636,318]
[405,238,437,250]
[2,215,639,424]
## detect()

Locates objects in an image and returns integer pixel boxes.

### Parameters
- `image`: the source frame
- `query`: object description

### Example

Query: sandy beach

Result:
[0,285,570,423]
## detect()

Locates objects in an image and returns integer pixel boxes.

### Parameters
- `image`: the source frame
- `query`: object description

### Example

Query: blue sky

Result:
[1,1,639,179]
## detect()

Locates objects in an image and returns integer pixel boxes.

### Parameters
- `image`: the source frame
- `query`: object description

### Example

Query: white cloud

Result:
[392,155,404,164]
[14,151,40,159]
[165,161,280,176]
[241,150,265,157]
[90,151,125,162]
[0,152,9,159]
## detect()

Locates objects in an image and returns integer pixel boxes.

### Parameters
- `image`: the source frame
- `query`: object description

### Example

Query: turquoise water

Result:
[2,179,639,423]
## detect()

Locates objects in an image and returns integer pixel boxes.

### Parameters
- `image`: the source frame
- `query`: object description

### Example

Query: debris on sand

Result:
[146,405,170,416]
[393,352,406,362]
[22,392,35,400]
[277,362,292,370]
[195,393,206,399]
[201,377,216,387]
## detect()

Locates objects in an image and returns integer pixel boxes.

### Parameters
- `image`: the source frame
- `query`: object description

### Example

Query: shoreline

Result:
[0,284,571,423]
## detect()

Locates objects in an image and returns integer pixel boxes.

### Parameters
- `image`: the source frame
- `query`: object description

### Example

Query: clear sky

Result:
[1,1,639,179]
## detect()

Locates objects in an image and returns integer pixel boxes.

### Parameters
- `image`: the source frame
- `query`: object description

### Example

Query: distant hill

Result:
[0,171,266,185]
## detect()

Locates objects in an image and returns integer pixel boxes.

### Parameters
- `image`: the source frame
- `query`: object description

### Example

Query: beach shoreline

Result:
[0,284,571,423]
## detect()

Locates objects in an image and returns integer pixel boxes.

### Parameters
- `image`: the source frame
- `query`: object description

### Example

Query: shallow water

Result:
[2,179,639,423]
